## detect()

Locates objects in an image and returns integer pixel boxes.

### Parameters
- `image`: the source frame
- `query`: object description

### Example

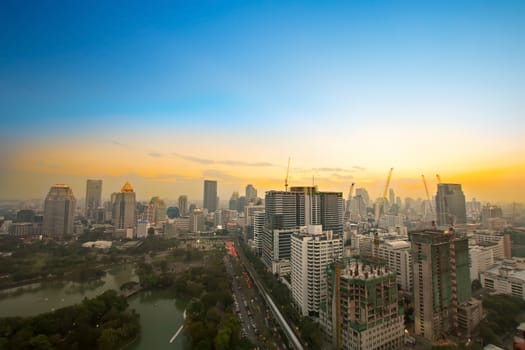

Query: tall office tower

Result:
[147,196,166,225]
[253,210,265,256]
[322,259,405,350]
[42,184,76,236]
[246,184,257,202]
[290,186,320,226]
[203,180,218,212]
[265,191,305,229]
[378,240,413,291]
[436,183,467,226]
[229,192,239,211]
[85,179,102,220]
[319,192,344,234]
[355,188,370,208]
[112,182,136,236]
[291,226,343,317]
[244,203,265,239]
[178,195,188,216]
[411,229,471,341]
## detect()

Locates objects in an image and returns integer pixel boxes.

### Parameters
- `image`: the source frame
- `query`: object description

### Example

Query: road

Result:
[236,240,305,350]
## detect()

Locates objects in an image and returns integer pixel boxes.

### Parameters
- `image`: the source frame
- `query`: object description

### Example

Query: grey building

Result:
[85,179,102,220]
[113,182,136,236]
[178,195,188,216]
[436,183,466,226]
[203,180,218,212]
[42,184,76,235]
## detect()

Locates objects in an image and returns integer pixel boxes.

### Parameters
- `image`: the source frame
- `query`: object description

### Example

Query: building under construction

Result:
[320,257,405,350]
[411,229,472,341]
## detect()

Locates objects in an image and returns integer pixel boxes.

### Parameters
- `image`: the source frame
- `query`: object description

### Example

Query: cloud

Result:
[202,169,242,183]
[148,151,163,158]
[171,152,275,167]
[105,139,129,148]
[37,161,61,170]
[352,166,366,171]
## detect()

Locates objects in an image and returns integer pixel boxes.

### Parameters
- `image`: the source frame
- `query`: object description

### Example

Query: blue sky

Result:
[1,0,524,201]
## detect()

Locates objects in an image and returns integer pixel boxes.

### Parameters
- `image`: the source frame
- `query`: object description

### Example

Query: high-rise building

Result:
[42,184,76,236]
[377,239,413,291]
[246,184,257,202]
[321,259,405,350]
[112,182,136,236]
[229,192,239,211]
[355,188,370,208]
[147,196,166,225]
[190,209,205,233]
[319,191,344,234]
[253,210,265,256]
[411,229,471,340]
[203,180,218,212]
[265,190,305,229]
[389,188,395,207]
[291,225,343,317]
[178,195,188,216]
[85,179,102,220]
[436,184,466,226]
[244,203,264,239]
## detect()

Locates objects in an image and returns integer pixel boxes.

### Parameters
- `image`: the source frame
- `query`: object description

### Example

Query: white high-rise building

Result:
[254,210,265,255]
[291,225,343,317]
[377,239,413,291]
[469,244,494,282]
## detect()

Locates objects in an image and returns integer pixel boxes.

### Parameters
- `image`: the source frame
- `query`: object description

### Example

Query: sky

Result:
[1,0,524,204]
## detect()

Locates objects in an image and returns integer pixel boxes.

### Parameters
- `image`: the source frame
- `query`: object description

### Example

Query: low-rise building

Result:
[480,259,525,300]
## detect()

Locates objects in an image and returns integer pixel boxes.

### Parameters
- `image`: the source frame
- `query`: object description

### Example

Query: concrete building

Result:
[262,227,297,275]
[457,299,483,338]
[253,210,265,256]
[469,244,494,281]
[411,229,471,341]
[173,216,190,233]
[377,239,413,291]
[436,183,467,226]
[480,258,525,300]
[112,182,136,237]
[246,184,257,203]
[291,225,343,317]
[147,196,166,225]
[85,179,102,220]
[8,222,41,237]
[203,180,218,212]
[469,230,510,259]
[190,209,205,233]
[42,184,76,236]
[321,259,405,350]
[178,195,188,216]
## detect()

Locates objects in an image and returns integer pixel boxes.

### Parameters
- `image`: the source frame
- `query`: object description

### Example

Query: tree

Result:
[471,279,482,292]
[147,227,155,237]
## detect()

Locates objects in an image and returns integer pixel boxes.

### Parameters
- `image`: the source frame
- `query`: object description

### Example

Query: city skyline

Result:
[1,1,524,202]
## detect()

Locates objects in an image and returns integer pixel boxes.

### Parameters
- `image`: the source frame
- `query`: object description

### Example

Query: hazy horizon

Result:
[1,1,524,203]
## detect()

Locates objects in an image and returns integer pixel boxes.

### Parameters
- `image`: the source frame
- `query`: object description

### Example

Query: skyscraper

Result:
[178,195,188,216]
[147,196,166,225]
[411,229,471,340]
[246,184,257,202]
[113,182,136,236]
[436,184,467,226]
[42,184,76,236]
[85,179,102,220]
[203,180,218,212]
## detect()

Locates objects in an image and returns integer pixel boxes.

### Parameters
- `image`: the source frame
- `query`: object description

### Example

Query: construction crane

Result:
[347,182,355,202]
[373,168,393,258]
[422,174,434,213]
[284,157,291,192]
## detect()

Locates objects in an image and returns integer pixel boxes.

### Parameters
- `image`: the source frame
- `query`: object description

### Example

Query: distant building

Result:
[190,209,205,233]
[229,192,239,211]
[166,206,180,219]
[178,195,188,216]
[85,179,102,220]
[112,182,136,237]
[469,244,494,281]
[246,184,257,202]
[147,196,166,225]
[203,180,218,212]
[480,258,525,300]
[411,229,471,341]
[436,183,466,226]
[321,258,405,350]
[291,225,343,317]
[16,209,35,223]
[8,222,41,237]
[42,184,76,236]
